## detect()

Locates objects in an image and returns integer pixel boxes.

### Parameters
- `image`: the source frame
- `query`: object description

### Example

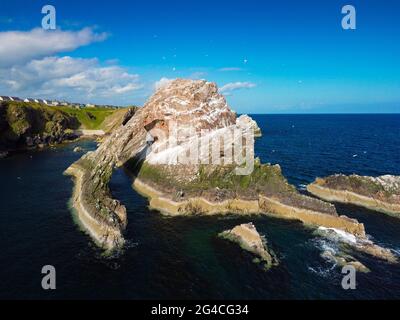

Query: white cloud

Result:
[219,81,256,94]
[154,77,175,91]
[0,27,107,67]
[0,56,142,104]
[189,71,207,80]
[218,67,242,72]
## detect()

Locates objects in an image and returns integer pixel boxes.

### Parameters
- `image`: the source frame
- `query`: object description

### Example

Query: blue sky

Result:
[0,0,399,113]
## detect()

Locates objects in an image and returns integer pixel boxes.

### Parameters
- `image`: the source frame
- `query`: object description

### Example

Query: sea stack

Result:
[66,79,369,250]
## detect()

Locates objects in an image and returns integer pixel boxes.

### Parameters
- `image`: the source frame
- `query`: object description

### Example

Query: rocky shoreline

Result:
[0,101,132,158]
[308,175,400,218]
[133,173,398,264]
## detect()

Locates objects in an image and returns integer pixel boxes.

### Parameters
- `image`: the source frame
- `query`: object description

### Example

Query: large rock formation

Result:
[66,79,371,251]
[307,174,400,218]
[143,79,236,134]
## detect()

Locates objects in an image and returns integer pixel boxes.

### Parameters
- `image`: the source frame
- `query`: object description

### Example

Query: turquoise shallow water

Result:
[0,114,399,299]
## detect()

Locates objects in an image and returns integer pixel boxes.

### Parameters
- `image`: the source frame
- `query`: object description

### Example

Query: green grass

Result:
[3,101,119,131]
[57,106,116,130]
[137,159,294,196]
[4,102,80,134]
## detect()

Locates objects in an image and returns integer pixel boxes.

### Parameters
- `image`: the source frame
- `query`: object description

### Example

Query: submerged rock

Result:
[308,174,400,218]
[321,250,370,273]
[0,151,8,159]
[73,147,83,153]
[219,223,278,270]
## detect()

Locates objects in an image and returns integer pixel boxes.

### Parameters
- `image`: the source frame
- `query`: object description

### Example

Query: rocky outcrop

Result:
[66,79,373,251]
[320,250,370,273]
[219,223,278,270]
[308,174,400,218]
[315,227,398,265]
[100,107,137,134]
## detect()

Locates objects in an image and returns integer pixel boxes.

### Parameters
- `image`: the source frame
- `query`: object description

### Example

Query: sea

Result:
[0,114,399,299]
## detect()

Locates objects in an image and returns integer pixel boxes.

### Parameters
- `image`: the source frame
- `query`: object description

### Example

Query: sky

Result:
[0,0,399,113]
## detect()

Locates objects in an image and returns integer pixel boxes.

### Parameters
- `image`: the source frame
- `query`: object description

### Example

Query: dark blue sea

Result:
[0,114,399,299]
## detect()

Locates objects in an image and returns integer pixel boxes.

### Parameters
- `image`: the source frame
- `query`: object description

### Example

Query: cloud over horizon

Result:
[0,56,142,103]
[0,26,256,107]
[219,81,256,94]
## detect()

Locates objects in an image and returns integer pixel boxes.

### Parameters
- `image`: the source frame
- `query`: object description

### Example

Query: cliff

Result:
[0,101,134,153]
[307,174,400,218]
[0,101,79,151]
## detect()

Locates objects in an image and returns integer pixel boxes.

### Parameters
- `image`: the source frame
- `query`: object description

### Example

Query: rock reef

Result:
[219,223,278,270]
[320,250,370,273]
[308,174,400,218]
[315,227,398,265]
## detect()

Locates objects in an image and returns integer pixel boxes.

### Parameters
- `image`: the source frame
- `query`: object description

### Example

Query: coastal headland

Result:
[0,101,135,154]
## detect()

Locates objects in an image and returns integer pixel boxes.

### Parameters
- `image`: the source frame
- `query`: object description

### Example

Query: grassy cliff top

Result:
[57,106,117,130]
[0,101,135,150]
[1,101,131,130]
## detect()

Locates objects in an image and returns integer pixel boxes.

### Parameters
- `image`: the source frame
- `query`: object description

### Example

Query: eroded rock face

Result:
[219,223,278,270]
[308,174,400,217]
[143,79,236,141]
